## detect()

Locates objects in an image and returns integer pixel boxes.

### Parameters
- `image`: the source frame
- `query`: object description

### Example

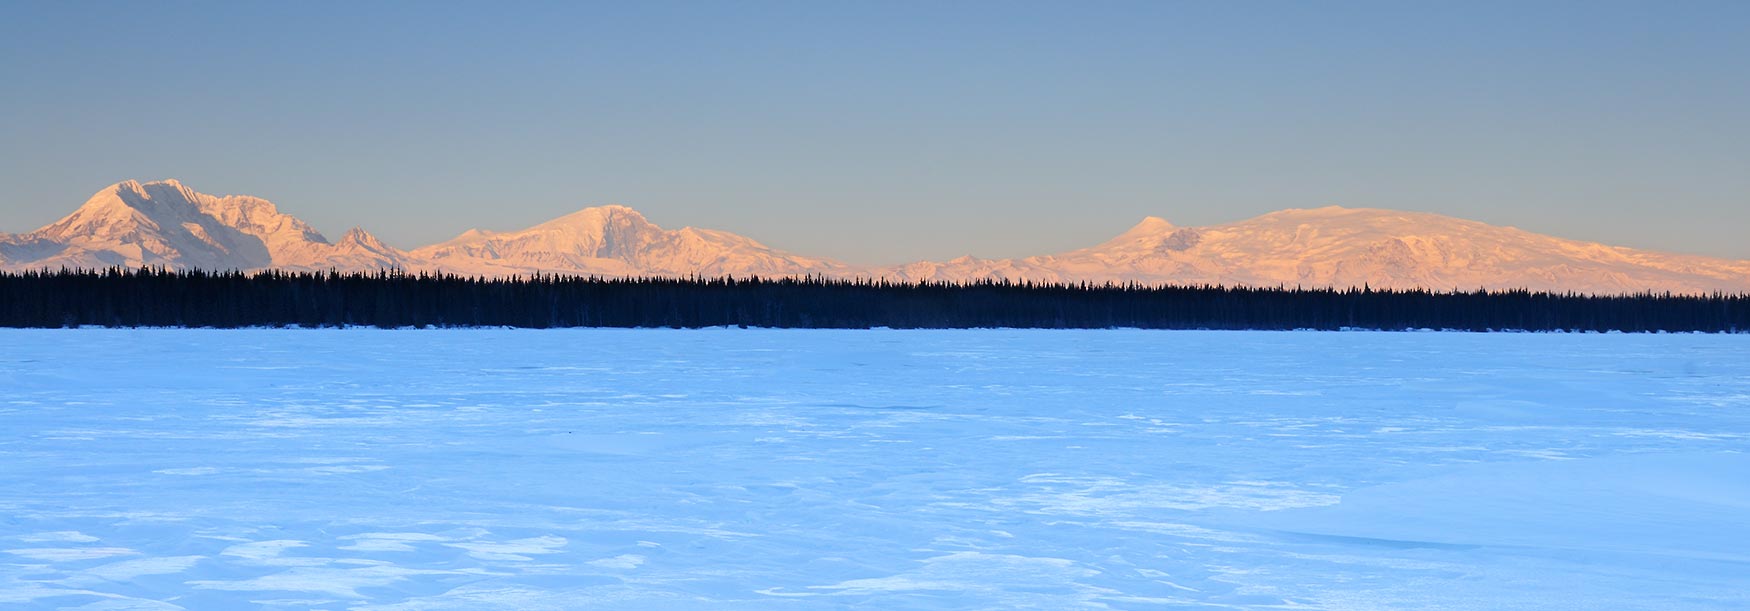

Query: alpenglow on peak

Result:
[3,180,1748,295]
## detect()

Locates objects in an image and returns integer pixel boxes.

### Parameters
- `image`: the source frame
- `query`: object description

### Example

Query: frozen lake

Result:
[2,329,1747,610]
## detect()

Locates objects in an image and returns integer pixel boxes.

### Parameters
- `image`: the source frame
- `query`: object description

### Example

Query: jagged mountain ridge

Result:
[0,180,404,271]
[407,205,849,278]
[3,179,1746,294]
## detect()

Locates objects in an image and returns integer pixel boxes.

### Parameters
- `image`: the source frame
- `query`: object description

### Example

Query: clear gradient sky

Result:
[3,1,1747,263]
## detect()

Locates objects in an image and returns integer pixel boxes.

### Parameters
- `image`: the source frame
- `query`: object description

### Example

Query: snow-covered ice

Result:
[1,329,1747,609]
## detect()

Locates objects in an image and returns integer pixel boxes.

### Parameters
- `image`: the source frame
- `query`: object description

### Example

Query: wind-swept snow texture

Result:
[2,330,1747,609]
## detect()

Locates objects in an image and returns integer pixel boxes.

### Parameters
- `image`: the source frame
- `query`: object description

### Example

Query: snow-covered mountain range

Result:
[3,179,1746,294]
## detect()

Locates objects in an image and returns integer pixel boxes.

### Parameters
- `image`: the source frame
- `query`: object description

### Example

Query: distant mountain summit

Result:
[408,204,848,278]
[4,180,1747,294]
[887,206,1750,294]
[0,180,402,271]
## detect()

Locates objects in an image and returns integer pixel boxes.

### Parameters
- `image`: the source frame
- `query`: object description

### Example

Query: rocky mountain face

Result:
[0,180,403,272]
[4,180,1746,295]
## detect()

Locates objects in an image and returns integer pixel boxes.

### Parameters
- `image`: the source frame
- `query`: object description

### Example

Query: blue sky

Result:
[2,1,1746,263]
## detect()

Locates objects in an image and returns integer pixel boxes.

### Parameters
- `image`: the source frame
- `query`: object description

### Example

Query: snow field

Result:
[1,329,1746,609]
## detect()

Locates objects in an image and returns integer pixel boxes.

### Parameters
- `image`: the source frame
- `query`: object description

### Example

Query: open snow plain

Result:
[2,329,1747,610]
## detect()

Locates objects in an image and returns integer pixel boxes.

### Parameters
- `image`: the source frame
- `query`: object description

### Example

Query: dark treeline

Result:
[0,268,1745,332]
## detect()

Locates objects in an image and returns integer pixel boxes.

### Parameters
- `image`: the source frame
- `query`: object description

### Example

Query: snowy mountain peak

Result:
[409,203,845,278]
[338,227,388,250]
[1253,205,1441,226]
[105,178,183,196]
[1084,215,1194,254]
[882,204,1750,294]
[536,204,652,231]
[320,227,409,270]
[585,203,641,215]
[2,180,410,272]
[94,179,206,212]
[61,179,303,240]
[1126,216,1175,234]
